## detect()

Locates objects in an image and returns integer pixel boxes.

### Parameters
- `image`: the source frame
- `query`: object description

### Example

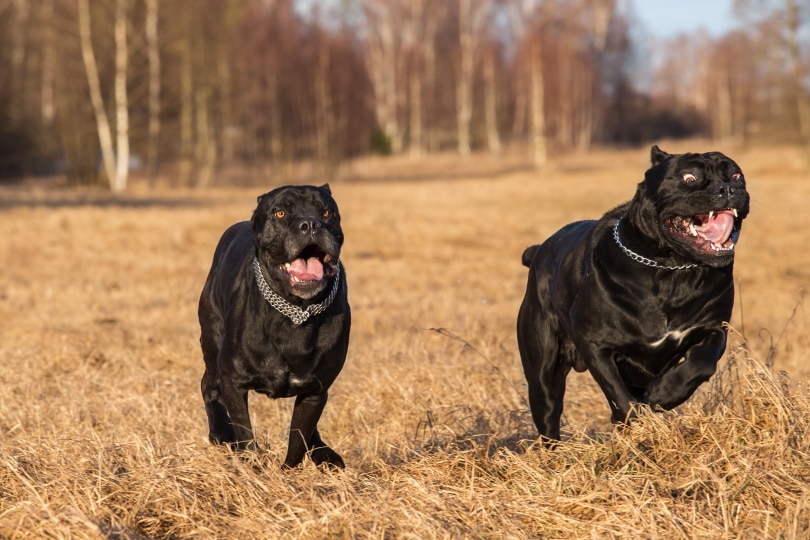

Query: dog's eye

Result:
[274,210,286,219]
[682,173,697,183]
[322,209,331,218]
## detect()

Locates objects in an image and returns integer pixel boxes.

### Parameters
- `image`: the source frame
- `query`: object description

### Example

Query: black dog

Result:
[199,184,350,468]
[517,146,749,441]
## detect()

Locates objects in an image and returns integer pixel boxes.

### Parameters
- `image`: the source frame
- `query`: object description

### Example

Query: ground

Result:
[0,143,807,538]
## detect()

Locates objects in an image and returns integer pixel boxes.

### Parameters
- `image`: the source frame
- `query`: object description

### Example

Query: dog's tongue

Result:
[288,257,324,281]
[697,211,735,244]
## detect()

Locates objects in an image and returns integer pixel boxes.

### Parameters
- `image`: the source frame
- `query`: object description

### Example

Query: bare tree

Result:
[363,0,404,154]
[77,0,118,190]
[784,0,810,149]
[113,0,129,191]
[145,0,160,186]
[507,0,548,168]
[40,0,55,128]
[8,0,29,128]
[456,0,493,155]
[732,0,808,147]
[179,32,194,186]
[482,42,501,153]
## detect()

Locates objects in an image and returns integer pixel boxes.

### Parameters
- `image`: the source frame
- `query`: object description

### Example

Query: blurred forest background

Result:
[0,0,808,191]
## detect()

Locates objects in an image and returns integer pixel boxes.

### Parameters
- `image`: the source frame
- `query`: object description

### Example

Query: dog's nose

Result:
[296,218,321,233]
[710,183,736,198]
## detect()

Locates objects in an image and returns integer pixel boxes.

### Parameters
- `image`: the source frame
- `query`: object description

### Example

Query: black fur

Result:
[199,184,350,468]
[516,146,750,441]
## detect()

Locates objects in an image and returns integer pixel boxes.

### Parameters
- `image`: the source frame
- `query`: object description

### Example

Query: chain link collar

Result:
[253,257,341,325]
[612,217,698,270]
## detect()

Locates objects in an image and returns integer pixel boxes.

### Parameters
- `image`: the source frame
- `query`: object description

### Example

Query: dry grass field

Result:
[0,143,808,539]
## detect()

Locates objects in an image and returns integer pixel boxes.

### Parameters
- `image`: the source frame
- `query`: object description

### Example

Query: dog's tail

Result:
[521,245,540,267]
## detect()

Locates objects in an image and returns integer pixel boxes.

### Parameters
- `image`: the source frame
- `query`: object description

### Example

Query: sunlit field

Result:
[1,143,808,538]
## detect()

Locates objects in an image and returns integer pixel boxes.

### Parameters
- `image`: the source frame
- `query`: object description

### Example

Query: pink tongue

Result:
[698,211,735,244]
[288,257,324,281]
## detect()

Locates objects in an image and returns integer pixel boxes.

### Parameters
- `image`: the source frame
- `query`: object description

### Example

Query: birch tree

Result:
[145,0,160,186]
[77,0,117,190]
[507,0,548,169]
[363,0,403,154]
[40,0,55,128]
[784,0,810,150]
[456,0,493,155]
[113,0,129,191]
[77,0,130,191]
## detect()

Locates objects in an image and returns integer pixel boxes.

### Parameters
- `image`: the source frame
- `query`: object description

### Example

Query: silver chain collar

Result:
[252,257,341,325]
[612,217,698,270]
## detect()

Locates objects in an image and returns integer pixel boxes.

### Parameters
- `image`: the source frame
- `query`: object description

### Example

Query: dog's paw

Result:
[310,446,345,470]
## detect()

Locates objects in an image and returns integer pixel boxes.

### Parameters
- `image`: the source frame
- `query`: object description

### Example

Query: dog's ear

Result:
[319,183,332,194]
[650,145,670,166]
[251,194,271,237]
[250,206,267,238]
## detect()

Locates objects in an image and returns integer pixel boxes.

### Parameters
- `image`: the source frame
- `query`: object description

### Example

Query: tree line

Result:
[0,0,807,190]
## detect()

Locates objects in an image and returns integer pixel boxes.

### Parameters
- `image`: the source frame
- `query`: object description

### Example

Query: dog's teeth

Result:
[689,224,698,237]
[732,208,738,217]
[708,210,715,219]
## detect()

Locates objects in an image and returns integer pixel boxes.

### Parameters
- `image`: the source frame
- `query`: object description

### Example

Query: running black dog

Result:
[199,184,350,468]
[517,146,749,441]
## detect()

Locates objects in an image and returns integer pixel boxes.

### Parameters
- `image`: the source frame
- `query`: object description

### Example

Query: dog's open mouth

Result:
[664,209,740,254]
[278,245,338,287]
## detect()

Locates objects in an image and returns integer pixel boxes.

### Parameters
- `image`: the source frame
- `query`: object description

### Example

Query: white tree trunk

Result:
[483,46,501,154]
[315,39,333,166]
[113,0,130,192]
[530,38,547,169]
[145,0,161,185]
[40,0,55,126]
[195,88,216,187]
[714,68,733,141]
[456,0,477,156]
[179,39,193,186]
[77,0,117,189]
[364,2,402,154]
[409,56,423,157]
[786,0,810,146]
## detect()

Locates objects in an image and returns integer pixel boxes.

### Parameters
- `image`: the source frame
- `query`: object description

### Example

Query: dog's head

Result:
[251,184,343,299]
[628,145,750,268]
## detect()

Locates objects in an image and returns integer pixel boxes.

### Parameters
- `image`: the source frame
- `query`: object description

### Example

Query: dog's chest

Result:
[251,365,320,398]
[248,339,325,397]
[648,326,696,350]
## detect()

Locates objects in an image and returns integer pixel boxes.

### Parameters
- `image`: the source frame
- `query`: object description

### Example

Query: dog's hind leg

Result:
[517,297,570,442]
[201,367,237,446]
[200,323,238,446]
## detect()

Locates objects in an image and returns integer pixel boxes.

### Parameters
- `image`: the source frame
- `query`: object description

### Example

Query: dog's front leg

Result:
[284,391,343,469]
[645,329,725,410]
[575,340,638,424]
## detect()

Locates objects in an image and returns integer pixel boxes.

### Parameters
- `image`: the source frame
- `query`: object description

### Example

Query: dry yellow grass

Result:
[0,143,808,538]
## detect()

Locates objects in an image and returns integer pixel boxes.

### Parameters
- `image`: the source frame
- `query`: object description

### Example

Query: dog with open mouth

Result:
[199,184,349,468]
[517,146,750,442]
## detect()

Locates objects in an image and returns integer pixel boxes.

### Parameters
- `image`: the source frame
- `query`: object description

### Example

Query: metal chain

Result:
[253,257,341,325]
[612,217,698,271]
